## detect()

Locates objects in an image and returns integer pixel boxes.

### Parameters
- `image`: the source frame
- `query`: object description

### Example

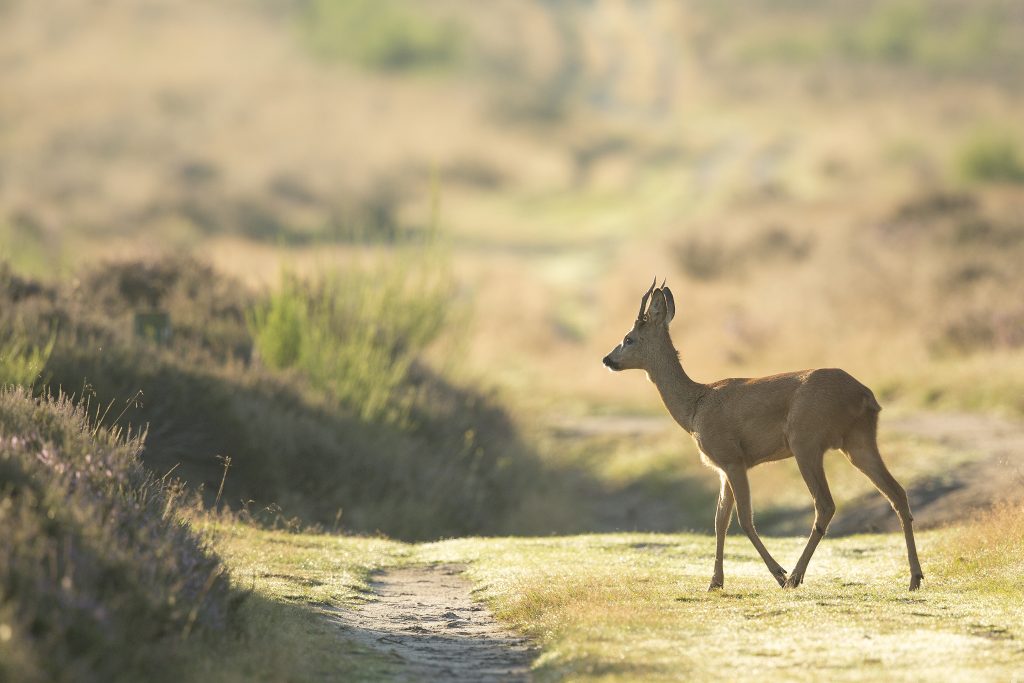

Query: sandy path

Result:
[326,563,534,682]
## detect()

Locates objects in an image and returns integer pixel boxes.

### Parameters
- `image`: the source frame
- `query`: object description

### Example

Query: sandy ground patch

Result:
[326,563,535,682]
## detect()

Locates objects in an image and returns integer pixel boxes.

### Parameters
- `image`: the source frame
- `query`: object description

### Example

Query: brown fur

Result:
[603,281,923,591]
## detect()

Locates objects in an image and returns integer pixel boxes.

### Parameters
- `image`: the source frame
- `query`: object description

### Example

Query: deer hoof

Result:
[707,578,724,591]
[909,573,924,591]
[783,573,804,589]
[773,569,789,588]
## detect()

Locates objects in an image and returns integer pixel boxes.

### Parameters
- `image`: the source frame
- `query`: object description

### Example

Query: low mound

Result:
[1,257,552,539]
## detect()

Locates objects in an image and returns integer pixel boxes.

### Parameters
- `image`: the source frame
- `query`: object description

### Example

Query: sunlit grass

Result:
[417,529,1023,682]
[210,521,1024,683]
[180,521,409,682]
[249,249,453,424]
[0,328,54,388]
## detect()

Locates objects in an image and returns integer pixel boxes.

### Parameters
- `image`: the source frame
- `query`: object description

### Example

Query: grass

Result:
[0,385,441,683]
[187,519,409,682]
[204,513,1024,683]
[0,255,567,539]
[298,0,464,72]
[732,0,1019,76]
[0,326,54,388]
[249,245,453,424]
[4,1,1024,677]
[957,128,1024,184]
[435,530,1023,681]
[875,352,1024,417]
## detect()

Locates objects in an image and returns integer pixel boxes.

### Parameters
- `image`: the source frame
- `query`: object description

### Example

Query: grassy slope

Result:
[0,257,572,539]
[0,388,232,683]
[0,388,418,683]
[211,518,1024,683]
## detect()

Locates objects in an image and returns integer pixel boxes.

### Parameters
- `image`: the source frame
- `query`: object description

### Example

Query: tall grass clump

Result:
[299,0,463,71]
[251,247,452,424]
[0,388,232,683]
[957,128,1024,184]
[935,502,1024,590]
[0,327,54,388]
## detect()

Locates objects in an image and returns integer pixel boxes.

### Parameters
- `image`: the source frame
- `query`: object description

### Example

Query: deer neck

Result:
[646,332,704,433]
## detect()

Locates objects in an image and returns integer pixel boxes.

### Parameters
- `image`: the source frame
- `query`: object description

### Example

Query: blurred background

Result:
[2,0,1023,538]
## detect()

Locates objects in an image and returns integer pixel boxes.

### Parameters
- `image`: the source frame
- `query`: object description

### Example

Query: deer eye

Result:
[624,336,634,346]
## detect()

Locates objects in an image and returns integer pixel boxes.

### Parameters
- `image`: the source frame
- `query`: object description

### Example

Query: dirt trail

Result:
[322,411,1021,678]
[326,563,534,682]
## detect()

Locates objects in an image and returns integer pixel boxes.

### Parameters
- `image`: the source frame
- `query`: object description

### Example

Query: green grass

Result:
[957,128,1024,184]
[875,352,1024,417]
[250,250,453,424]
[189,520,408,682]
[0,326,54,388]
[298,0,464,72]
[732,0,1018,77]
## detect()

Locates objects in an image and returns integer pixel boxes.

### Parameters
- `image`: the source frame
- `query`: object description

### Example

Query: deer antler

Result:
[637,277,657,321]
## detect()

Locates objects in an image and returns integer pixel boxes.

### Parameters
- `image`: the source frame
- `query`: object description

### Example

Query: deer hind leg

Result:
[785,443,834,589]
[723,464,788,587]
[843,427,924,591]
[709,471,735,591]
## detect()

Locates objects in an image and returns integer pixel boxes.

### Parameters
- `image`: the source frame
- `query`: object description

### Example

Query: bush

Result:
[957,129,1024,184]
[673,225,812,282]
[300,0,463,71]
[73,255,254,362]
[0,255,547,539]
[0,388,232,683]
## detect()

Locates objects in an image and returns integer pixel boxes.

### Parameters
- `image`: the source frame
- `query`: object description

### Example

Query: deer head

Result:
[602,278,675,372]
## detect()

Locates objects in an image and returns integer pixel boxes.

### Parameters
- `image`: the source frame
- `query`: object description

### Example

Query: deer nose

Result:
[602,355,617,369]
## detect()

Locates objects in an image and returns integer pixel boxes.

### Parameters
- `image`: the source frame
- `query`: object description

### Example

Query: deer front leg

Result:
[785,445,834,589]
[709,472,734,591]
[723,464,788,587]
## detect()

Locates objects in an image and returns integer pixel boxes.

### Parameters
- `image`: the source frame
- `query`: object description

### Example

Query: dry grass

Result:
[178,503,1023,683]
[3,0,1023,425]
[417,530,1024,682]
[4,2,1024,678]
[933,502,1024,584]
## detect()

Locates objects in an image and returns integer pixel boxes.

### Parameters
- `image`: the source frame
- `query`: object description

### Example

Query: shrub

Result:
[673,225,812,282]
[0,388,232,683]
[300,0,464,71]
[957,129,1024,184]
[0,254,547,539]
[73,255,254,362]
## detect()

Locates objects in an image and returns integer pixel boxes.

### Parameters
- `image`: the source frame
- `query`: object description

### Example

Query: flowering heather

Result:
[0,388,231,683]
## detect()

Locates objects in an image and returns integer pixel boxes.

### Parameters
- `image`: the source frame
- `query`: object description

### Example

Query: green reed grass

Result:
[250,246,452,424]
[0,327,55,388]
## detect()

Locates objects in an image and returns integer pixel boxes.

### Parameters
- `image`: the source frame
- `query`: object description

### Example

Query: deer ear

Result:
[662,286,675,323]
[648,289,669,324]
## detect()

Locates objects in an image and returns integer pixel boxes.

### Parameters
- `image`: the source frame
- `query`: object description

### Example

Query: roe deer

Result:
[602,279,923,591]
